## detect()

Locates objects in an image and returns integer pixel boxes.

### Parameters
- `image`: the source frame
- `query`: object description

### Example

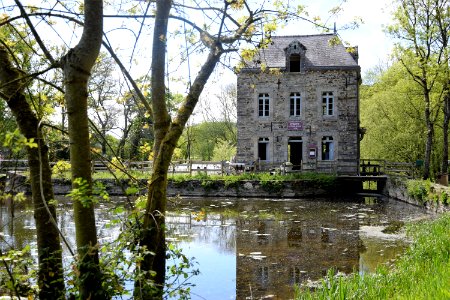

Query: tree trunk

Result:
[423,92,433,179]
[136,1,224,296]
[443,94,449,174]
[60,0,107,298]
[134,1,171,298]
[0,46,65,299]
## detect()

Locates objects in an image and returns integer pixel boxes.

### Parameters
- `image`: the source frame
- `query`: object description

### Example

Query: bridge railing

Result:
[360,159,415,177]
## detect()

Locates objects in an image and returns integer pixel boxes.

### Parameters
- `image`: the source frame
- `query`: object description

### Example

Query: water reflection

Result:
[0,196,430,299]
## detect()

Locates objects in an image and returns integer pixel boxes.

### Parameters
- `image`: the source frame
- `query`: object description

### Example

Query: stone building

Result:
[236,34,361,174]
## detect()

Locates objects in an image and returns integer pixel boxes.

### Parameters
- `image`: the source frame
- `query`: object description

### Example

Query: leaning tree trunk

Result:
[60,0,107,298]
[136,0,224,297]
[0,46,65,299]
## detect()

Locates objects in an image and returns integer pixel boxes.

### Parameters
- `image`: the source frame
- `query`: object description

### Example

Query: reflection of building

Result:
[235,203,362,299]
[236,34,361,174]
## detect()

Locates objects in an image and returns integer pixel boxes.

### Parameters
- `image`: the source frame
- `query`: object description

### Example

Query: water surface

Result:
[0,196,430,299]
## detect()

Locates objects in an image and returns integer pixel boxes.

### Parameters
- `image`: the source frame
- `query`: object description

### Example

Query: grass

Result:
[295,213,450,300]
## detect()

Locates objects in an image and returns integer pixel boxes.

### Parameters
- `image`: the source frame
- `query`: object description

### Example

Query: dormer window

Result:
[285,40,306,73]
[290,54,301,72]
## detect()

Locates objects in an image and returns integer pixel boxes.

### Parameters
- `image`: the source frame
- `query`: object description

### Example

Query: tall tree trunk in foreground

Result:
[0,46,65,299]
[135,0,223,297]
[134,1,172,298]
[60,0,107,298]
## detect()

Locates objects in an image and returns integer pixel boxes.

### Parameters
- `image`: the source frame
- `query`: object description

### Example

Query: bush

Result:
[52,160,71,178]
[406,179,431,204]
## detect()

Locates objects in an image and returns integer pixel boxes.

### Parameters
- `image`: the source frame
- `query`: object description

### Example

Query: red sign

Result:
[288,121,303,131]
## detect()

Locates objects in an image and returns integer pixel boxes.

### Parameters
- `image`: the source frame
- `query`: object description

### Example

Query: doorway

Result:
[258,137,269,161]
[288,137,302,170]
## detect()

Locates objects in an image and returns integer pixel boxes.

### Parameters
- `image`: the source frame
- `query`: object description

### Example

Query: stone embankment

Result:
[1,172,448,212]
[385,178,449,213]
[2,174,359,198]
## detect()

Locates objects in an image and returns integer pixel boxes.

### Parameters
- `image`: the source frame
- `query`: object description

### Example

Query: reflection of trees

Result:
[165,212,236,253]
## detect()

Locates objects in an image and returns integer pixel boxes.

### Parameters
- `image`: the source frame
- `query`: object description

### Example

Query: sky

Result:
[295,0,398,76]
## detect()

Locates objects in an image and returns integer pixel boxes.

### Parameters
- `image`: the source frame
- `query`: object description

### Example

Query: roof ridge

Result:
[271,33,335,38]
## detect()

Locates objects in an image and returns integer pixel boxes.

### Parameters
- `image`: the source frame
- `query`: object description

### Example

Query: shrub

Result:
[52,160,71,178]
[406,180,431,204]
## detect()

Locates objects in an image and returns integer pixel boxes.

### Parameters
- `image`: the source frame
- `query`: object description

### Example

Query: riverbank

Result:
[295,212,450,299]
[3,172,363,198]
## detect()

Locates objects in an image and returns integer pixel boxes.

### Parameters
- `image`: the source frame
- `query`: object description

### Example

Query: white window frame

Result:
[258,93,270,117]
[290,92,301,116]
[321,91,334,116]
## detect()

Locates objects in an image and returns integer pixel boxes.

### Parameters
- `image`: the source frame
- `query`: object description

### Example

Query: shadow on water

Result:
[0,195,431,299]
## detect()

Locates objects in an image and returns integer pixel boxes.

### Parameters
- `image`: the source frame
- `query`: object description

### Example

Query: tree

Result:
[434,0,450,174]
[59,0,108,298]
[360,62,428,163]
[199,83,237,145]
[387,0,449,179]
[0,43,65,299]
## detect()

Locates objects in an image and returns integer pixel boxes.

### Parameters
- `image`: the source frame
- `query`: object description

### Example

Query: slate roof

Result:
[247,34,359,70]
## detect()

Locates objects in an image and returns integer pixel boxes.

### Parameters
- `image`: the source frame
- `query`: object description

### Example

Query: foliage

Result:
[212,139,236,161]
[2,129,38,154]
[405,178,450,206]
[258,173,284,193]
[295,213,450,300]
[52,160,71,178]
[108,156,125,172]
[178,122,237,161]
[0,246,36,298]
[360,63,428,162]
[167,171,336,194]
[67,178,97,208]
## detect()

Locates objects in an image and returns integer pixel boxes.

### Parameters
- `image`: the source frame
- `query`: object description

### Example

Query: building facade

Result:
[236,34,361,174]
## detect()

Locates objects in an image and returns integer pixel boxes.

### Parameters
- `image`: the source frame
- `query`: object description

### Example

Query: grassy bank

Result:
[295,213,450,299]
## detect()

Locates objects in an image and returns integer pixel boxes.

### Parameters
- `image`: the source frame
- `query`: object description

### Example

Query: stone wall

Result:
[385,178,450,212]
[8,177,359,198]
[237,69,360,174]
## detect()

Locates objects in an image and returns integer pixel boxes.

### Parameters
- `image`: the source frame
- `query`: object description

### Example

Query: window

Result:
[258,137,269,161]
[289,54,300,72]
[322,136,334,160]
[290,92,301,116]
[322,91,334,116]
[258,93,270,117]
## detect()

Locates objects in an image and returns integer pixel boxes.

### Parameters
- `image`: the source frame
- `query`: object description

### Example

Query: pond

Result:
[0,196,431,299]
